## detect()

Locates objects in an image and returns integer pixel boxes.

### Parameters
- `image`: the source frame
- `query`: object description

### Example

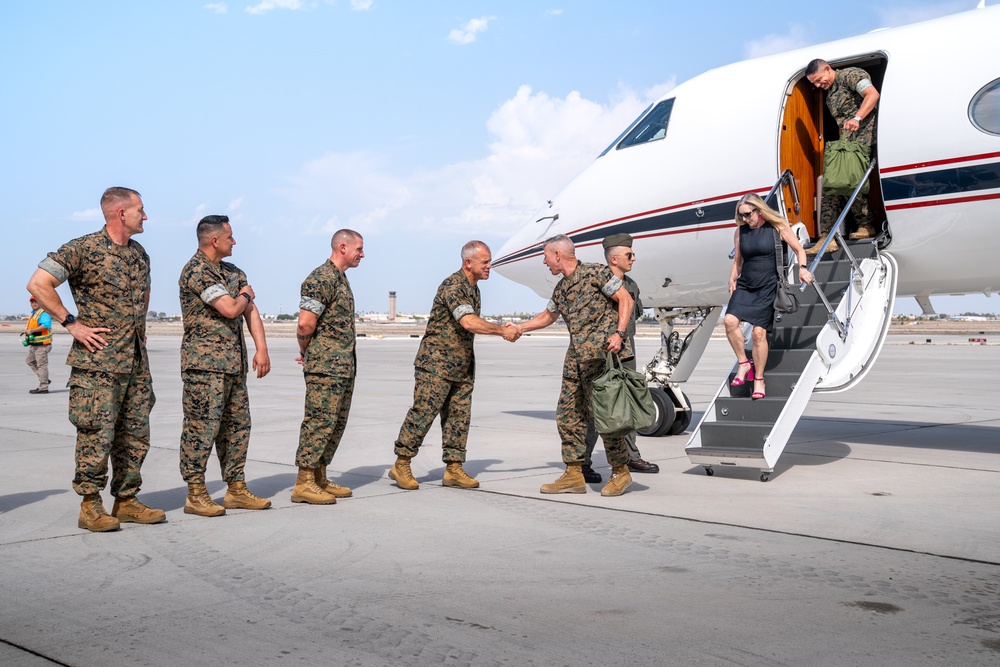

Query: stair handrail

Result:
[799,157,879,341]
[803,158,878,279]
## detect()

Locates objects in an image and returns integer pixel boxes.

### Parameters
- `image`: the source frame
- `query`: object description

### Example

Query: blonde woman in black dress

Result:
[724,194,811,399]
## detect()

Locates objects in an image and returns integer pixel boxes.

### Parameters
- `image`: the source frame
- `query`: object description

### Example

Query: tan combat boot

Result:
[112,496,167,524]
[388,456,419,490]
[540,464,586,494]
[222,481,271,510]
[315,464,353,498]
[291,468,336,505]
[443,462,479,489]
[184,483,226,517]
[78,494,120,532]
[600,465,633,497]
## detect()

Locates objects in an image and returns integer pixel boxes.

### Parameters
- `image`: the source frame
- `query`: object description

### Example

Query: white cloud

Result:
[350,0,373,10]
[245,0,304,15]
[276,81,675,237]
[447,16,495,45]
[70,208,101,221]
[204,2,228,14]
[545,9,564,16]
[874,1,971,28]
[744,23,810,59]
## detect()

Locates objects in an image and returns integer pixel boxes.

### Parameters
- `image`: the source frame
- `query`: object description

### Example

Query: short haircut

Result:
[604,246,628,262]
[100,187,141,218]
[543,234,576,257]
[197,215,230,244]
[805,59,828,77]
[461,240,489,261]
[332,229,362,249]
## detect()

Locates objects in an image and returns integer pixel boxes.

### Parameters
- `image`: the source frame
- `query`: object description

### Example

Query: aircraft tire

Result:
[667,391,692,436]
[637,387,675,438]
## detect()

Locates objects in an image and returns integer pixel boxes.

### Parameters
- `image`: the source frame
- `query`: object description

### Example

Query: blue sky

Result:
[2,0,993,319]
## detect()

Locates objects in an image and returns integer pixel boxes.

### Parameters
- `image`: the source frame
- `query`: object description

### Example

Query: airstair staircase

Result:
[684,165,898,481]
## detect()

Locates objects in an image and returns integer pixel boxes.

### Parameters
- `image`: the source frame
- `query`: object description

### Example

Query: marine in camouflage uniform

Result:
[27,187,165,531]
[516,234,637,497]
[582,233,659,479]
[807,61,881,240]
[178,215,272,516]
[389,241,516,491]
[291,229,365,504]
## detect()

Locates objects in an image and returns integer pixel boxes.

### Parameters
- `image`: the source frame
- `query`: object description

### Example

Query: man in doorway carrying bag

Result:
[805,58,881,252]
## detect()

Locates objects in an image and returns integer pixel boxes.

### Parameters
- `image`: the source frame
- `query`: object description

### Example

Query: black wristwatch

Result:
[241,293,253,303]
[61,314,76,327]
[615,330,627,338]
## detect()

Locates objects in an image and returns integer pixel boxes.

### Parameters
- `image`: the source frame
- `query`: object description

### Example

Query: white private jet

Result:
[493,5,1000,480]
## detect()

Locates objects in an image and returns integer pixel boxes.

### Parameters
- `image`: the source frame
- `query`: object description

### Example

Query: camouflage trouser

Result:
[295,373,354,469]
[394,367,474,463]
[67,367,155,497]
[179,370,251,484]
[557,358,630,467]
[819,193,871,236]
[584,349,641,465]
[25,344,51,390]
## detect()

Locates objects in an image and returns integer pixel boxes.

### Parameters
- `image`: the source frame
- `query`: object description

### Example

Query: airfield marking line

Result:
[0,637,74,666]
[468,487,1000,568]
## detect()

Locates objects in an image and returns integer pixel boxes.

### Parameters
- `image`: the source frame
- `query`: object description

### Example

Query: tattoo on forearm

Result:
[296,333,314,340]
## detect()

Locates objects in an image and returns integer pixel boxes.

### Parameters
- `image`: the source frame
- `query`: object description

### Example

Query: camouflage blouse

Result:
[178,250,249,376]
[299,260,356,378]
[547,261,632,366]
[414,269,481,382]
[826,66,878,148]
[38,226,150,374]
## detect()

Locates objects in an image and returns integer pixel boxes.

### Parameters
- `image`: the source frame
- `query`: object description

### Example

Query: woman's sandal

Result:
[751,377,766,400]
[730,359,755,386]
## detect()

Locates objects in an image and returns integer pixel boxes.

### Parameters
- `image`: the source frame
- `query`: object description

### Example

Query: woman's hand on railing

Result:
[798,266,813,285]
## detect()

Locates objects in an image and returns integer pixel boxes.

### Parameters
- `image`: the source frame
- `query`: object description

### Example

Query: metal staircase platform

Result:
[685,240,897,481]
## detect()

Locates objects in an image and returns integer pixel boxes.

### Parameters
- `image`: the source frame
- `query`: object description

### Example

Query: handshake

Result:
[501,323,522,343]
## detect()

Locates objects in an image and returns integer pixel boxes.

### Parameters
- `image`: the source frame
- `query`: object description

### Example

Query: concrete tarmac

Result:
[1,332,998,666]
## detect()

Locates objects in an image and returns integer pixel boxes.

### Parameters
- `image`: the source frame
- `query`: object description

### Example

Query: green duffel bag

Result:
[591,351,657,437]
[824,138,871,196]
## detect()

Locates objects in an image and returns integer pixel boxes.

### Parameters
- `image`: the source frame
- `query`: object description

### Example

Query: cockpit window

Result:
[616,98,675,150]
[970,78,1000,135]
[598,103,652,157]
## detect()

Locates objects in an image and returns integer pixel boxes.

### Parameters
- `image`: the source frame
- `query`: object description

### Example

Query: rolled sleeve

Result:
[38,257,69,284]
[855,78,873,94]
[546,299,558,313]
[300,297,326,316]
[452,304,475,321]
[602,275,623,297]
[200,284,229,304]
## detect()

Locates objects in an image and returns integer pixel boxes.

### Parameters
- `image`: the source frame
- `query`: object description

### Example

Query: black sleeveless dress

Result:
[726,224,778,332]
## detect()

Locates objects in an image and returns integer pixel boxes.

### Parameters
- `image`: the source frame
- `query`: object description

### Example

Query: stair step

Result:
[685,445,768,460]
[699,422,771,450]
[726,371,802,398]
[714,396,786,422]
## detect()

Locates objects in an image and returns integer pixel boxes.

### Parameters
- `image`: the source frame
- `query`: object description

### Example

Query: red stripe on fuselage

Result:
[880,150,1000,174]
[885,190,1000,210]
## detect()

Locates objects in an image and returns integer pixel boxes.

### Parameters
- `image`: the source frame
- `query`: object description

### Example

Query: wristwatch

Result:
[61,314,76,327]
[241,293,253,303]
[853,114,862,122]
[615,330,627,338]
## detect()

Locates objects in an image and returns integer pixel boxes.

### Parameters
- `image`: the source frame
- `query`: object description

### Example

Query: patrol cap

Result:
[602,233,633,250]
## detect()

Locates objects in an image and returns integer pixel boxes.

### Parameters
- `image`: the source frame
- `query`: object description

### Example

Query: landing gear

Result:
[704,466,714,476]
[760,473,770,482]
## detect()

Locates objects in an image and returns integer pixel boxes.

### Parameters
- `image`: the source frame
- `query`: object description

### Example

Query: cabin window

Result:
[970,78,1000,135]
[616,98,675,150]
[598,103,652,157]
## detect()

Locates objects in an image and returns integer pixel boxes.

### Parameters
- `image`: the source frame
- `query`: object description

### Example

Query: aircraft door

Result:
[779,79,823,237]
